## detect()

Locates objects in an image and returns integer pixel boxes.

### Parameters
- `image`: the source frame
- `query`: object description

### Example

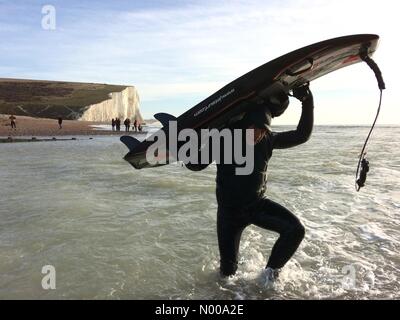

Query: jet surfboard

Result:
[121,34,380,169]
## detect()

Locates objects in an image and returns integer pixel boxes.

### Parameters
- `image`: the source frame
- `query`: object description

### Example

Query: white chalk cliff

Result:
[79,86,143,122]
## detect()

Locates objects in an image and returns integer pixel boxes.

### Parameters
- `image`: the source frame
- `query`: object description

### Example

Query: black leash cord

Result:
[355,52,385,192]
[355,89,383,191]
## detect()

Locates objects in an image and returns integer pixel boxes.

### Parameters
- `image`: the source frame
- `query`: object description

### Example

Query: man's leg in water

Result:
[217,205,249,277]
[249,198,305,270]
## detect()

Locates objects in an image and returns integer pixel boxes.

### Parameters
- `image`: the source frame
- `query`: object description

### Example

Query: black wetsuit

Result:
[187,96,314,276]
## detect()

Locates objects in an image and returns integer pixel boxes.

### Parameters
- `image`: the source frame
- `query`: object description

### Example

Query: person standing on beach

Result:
[112,118,116,131]
[9,115,16,130]
[58,117,63,129]
[115,118,120,131]
[124,118,131,132]
[133,119,138,132]
[186,84,314,285]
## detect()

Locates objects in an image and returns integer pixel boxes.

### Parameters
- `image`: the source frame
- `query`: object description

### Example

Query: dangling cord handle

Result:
[355,48,385,191]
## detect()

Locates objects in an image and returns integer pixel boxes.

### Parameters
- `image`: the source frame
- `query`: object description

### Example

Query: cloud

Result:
[0,0,398,123]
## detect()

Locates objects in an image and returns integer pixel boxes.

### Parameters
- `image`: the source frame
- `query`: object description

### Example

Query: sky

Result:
[0,0,398,124]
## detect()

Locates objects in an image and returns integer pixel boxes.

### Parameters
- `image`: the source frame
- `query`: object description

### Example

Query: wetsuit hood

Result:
[240,106,272,130]
[268,89,289,118]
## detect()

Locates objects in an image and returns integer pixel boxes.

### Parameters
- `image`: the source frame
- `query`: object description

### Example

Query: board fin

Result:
[154,113,177,127]
[120,135,140,151]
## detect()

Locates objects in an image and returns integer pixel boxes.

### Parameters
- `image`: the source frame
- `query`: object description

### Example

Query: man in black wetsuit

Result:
[186,84,314,283]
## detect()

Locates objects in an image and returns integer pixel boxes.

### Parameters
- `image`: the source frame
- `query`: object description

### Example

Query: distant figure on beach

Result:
[116,118,121,131]
[58,117,63,129]
[112,118,116,131]
[134,119,138,132]
[138,123,143,132]
[124,118,131,132]
[9,115,16,130]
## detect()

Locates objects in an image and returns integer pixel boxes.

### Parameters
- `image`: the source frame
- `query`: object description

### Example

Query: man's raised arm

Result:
[272,85,314,149]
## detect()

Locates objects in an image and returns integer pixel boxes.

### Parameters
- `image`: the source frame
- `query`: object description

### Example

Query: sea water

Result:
[0,126,399,299]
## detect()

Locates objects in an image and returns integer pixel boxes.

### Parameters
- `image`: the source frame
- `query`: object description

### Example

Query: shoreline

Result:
[0,134,146,143]
[0,115,150,139]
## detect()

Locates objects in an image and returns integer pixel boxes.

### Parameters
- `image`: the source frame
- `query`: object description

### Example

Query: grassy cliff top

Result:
[0,78,129,119]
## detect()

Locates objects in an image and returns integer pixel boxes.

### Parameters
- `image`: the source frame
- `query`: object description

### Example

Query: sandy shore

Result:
[0,115,147,137]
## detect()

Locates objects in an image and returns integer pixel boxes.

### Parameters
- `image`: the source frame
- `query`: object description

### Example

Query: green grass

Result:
[0,78,128,120]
